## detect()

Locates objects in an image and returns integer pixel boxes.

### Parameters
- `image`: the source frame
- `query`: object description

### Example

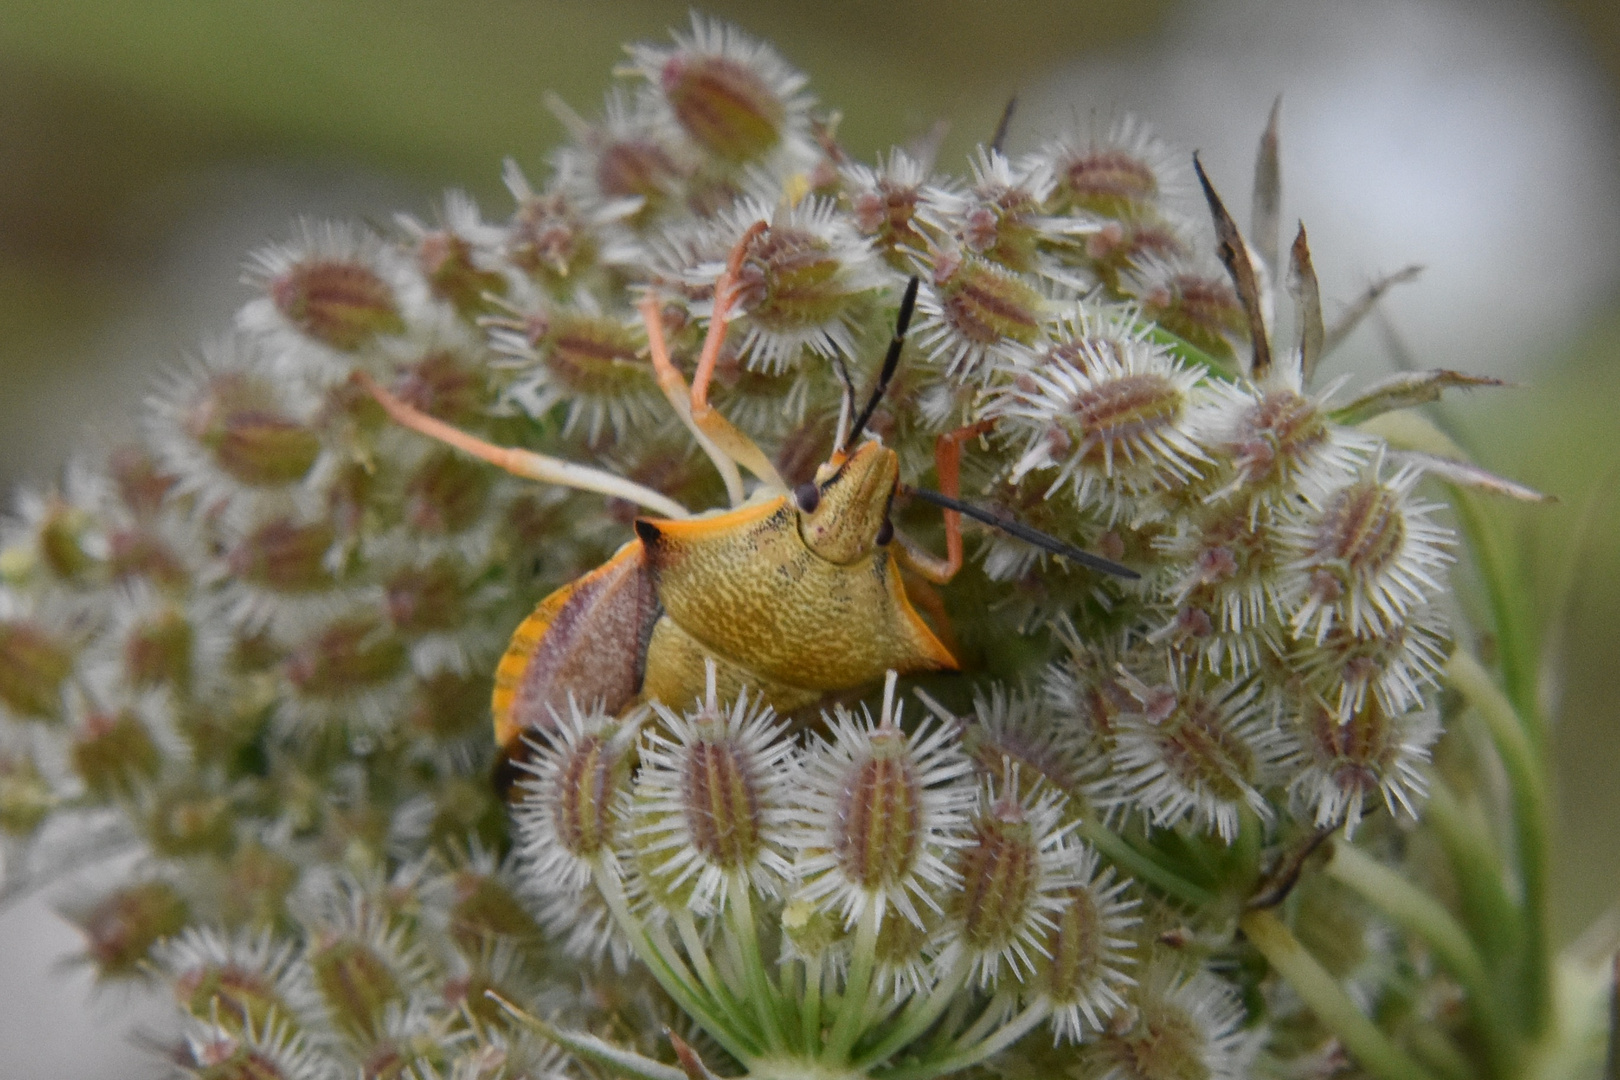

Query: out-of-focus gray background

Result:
[0,1,1615,1075]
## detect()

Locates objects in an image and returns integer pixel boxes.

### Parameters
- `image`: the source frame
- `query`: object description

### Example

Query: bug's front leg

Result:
[894,420,997,585]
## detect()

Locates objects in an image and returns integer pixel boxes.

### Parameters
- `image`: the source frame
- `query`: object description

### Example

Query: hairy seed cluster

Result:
[0,14,1511,1080]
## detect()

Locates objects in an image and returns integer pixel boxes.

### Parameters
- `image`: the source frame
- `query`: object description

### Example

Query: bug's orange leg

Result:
[639,293,747,507]
[682,220,786,492]
[897,569,962,658]
[354,371,691,519]
[894,420,996,584]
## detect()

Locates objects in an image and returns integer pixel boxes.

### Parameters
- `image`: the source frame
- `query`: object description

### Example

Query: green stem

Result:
[673,909,757,1043]
[826,905,881,1062]
[592,864,758,1064]
[1449,650,1553,1037]
[1078,818,1216,907]
[877,999,1050,1080]
[1325,841,1517,1076]
[1241,909,1438,1080]
[1447,490,1542,743]
[802,953,824,1053]
[948,987,1017,1050]
[1423,779,1522,967]
[730,886,789,1053]
[488,992,687,1080]
[852,955,970,1069]
[918,992,974,1058]
[1229,806,1264,892]
[1406,1022,1474,1080]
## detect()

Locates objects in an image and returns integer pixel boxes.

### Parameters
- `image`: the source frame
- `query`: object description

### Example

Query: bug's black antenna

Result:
[904,486,1140,579]
[848,276,919,449]
[990,95,1018,155]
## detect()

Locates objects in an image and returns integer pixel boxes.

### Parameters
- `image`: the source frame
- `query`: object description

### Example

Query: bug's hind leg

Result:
[355,371,690,519]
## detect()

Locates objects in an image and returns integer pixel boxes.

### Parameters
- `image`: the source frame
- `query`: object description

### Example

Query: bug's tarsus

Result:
[848,276,919,448]
[902,486,1140,580]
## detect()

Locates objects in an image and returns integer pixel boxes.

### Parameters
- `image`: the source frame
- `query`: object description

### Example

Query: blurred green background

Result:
[0,1,1615,1071]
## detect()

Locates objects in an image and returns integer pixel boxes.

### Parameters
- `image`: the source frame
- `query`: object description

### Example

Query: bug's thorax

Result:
[630,437,952,699]
[797,439,898,565]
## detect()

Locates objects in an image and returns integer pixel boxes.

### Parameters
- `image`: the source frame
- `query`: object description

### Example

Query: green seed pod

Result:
[227,519,338,593]
[36,500,106,584]
[146,787,236,857]
[308,937,402,1042]
[73,880,189,979]
[448,870,544,952]
[0,619,75,721]
[220,843,299,930]
[184,374,322,487]
[283,618,407,700]
[0,752,53,836]
[123,606,195,689]
[417,230,506,319]
[72,710,162,801]
[404,450,494,536]
[270,258,406,351]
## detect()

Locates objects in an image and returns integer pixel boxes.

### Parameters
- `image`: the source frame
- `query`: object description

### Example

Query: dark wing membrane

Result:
[492,540,658,766]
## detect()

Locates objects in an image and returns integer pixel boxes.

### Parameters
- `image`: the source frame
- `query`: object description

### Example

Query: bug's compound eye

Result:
[875,518,894,546]
[793,481,821,514]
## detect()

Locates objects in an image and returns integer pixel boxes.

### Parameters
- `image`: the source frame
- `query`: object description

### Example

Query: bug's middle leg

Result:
[639,220,786,502]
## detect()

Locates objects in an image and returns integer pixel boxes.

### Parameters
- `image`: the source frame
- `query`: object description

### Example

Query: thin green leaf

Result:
[1323,264,1424,356]
[1196,154,1272,379]
[1397,450,1552,503]
[1251,97,1283,277]
[1331,369,1509,426]
[1289,223,1325,383]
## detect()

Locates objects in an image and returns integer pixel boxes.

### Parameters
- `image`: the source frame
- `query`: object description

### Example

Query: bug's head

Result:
[793,440,898,564]
[788,276,913,563]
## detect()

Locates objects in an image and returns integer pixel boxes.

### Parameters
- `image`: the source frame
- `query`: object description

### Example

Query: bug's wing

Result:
[492,539,658,755]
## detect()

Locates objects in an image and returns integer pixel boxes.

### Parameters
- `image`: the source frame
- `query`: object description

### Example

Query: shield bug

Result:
[357,221,1135,785]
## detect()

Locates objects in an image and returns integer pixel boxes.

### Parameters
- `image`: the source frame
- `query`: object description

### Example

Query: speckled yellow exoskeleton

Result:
[359,223,985,781]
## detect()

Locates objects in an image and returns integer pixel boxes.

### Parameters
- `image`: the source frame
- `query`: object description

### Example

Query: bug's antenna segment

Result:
[903,485,1140,579]
[848,277,919,448]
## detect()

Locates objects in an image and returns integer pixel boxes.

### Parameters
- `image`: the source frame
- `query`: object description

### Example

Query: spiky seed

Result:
[792,694,973,930]
[269,258,405,351]
[0,753,53,836]
[72,710,161,799]
[0,619,74,720]
[72,880,190,979]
